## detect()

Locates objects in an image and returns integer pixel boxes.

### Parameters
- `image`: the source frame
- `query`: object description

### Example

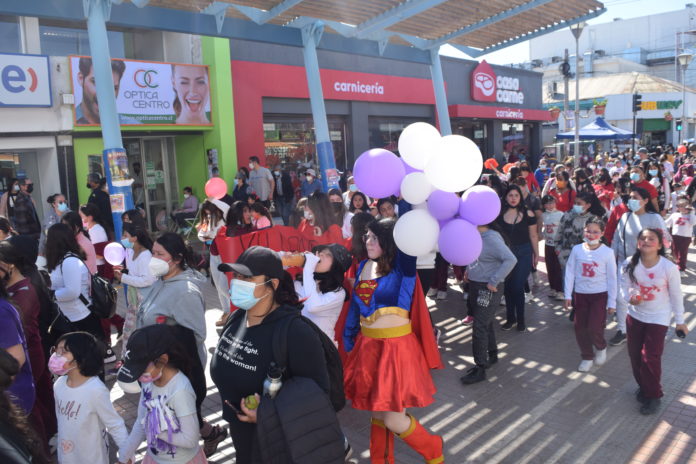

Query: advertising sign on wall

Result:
[70,56,212,126]
[0,53,52,107]
[471,60,525,105]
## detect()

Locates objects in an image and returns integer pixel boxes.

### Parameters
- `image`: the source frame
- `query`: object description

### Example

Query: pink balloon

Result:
[459,185,501,226]
[354,149,405,199]
[205,177,227,200]
[104,242,125,266]
[427,190,460,220]
[438,219,482,266]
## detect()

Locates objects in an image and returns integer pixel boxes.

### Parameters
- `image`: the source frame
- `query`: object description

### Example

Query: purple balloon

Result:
[438,219,482,266]
[459,185,501,226]
[427,190,460,220]
[438,218,453,230]
[354,149,405,198]
[401,158,421,175]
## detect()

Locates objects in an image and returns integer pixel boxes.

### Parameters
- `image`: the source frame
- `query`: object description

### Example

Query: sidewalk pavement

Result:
[107,245,696,464]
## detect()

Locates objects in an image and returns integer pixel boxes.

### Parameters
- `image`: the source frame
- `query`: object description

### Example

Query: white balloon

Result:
[400,172,433,205]
[393,209,439,257]
[424,135,483,192]
[398,122,441,170]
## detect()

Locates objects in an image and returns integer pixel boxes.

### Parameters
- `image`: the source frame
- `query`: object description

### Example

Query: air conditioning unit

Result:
[531,59,543,67]
[551,56,563,63]
[595,49,606,57]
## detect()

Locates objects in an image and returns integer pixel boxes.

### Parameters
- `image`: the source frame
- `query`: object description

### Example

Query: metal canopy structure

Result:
[0,0,606,228]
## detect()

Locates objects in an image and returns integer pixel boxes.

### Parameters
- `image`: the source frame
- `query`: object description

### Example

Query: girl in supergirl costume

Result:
[343,218,444,464]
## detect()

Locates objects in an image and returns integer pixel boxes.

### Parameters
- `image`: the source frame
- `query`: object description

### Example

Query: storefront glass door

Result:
[124,137,178,231]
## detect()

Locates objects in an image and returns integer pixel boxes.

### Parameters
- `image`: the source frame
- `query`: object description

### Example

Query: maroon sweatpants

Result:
[544,244,563,292]
[573,292,608,360]
[626,315,668,399]
[671,235,691,271]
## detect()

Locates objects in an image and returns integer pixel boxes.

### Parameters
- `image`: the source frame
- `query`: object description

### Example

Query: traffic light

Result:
[632,94,642,112]
[676,119,683,131]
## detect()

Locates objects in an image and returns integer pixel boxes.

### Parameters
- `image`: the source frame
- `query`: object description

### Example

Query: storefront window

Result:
[502,122,532,160]
[39,21,125,58]
[0,16,20,54]
[368,117,430,155]
[452,119,487,154]
[263,116,348,171]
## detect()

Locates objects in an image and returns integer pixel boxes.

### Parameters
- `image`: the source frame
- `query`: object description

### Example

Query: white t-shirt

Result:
[541,210,564,246]
[294,253,345,344]
[564,243,617,304]
[50,255,91,322]
[88,223,108,265]
[620,256,685,327]
[54,376,128,464]
[665,211,696,238]
[121,371,201,464]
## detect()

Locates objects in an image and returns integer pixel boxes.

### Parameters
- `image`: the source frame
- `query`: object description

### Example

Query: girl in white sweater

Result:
[197,199,229,313]
[564,217,617,372]
[620,228,688,415]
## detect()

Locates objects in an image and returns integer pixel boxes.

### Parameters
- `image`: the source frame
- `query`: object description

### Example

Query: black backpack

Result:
[62,253,118,319]
[272,313,346,412]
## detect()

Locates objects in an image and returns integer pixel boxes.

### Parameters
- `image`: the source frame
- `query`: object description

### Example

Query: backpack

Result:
[62,253,118,319]
[272,313,346,412]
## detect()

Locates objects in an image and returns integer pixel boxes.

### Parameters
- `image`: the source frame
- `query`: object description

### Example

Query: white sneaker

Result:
[525,292,533,303]
[436,291,447,300]
[454,279,463,286]
[681,271,688,278]
[594,348,607,366]
[426,288,438,298]
[578,360,593,372]
[553,291,566,301]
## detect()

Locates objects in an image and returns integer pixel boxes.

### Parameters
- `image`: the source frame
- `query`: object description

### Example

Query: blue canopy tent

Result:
[556,117,635,140]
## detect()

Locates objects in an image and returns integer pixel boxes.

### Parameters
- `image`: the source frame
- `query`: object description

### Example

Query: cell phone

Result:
[676,329,687,339]
[224,399,244,415]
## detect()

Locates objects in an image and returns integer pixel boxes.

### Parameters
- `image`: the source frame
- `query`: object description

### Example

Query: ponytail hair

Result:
[269,271,300,307]
[623,228,667,284]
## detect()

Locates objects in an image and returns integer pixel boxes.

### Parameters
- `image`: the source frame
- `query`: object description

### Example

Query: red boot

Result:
[370,418,395,464]
[398,414,444,464]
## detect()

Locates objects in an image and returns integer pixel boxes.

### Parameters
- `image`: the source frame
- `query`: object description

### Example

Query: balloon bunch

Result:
[353,122,501,266]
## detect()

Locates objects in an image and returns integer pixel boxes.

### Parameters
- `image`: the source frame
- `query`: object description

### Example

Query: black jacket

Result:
[273,172,294,201]
[88,188,114,233]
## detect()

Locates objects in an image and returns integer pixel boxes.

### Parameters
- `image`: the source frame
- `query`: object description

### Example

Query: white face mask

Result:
[303,210,313,220]
[183,193,190,199]
[584,237,601,246]
[149,257,171,277]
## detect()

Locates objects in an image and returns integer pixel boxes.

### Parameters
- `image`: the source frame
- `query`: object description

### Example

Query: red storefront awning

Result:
[449,104,552,122]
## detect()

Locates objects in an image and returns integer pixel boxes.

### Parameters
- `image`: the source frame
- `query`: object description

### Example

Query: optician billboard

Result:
[0,53,52,107]
[69,56,212,126]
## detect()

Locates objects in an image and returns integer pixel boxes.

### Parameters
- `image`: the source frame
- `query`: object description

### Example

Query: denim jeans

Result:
[504,242,533,325]
[469,281,503,366]
[275,196,293,225]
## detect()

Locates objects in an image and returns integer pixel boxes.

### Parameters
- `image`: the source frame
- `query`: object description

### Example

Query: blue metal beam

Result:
[231,0,304,25]
[454,8,607,58]
[429,48,451,136]
[353,0,449,39]
[0,0,433,64]
[428,0,556,48]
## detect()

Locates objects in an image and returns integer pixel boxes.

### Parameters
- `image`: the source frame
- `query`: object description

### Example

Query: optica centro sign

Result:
[0,53,52,107]
[471,60,524,105]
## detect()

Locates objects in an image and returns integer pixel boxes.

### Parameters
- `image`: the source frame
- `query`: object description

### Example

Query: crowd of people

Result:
[0,143,692,464]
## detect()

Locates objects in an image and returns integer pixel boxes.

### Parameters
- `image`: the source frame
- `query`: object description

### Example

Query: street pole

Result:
[678,52,693,145]
[570,23,586,168]
[563,48,570,159]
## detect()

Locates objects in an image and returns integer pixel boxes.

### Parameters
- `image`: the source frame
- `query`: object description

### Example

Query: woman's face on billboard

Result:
[172,65,209,116]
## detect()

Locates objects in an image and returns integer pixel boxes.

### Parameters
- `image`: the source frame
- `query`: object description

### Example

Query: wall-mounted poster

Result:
[70,56,212,126]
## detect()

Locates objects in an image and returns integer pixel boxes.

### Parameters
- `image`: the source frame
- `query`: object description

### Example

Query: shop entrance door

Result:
[124,137,178,231]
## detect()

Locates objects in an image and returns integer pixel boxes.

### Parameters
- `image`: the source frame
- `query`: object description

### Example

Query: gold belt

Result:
[361,322,412,339]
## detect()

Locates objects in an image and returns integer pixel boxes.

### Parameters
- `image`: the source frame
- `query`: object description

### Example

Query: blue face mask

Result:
[57,202,68,212]
[627,198,642,212]
[349,184,357,192]
[121,238,134,249]
[630,173,641,182]
[572,204,585,214]
[230,278,270,310]
[648,169,658,177]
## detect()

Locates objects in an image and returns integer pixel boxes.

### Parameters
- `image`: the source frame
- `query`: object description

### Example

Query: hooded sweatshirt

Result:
[136,268,207,365]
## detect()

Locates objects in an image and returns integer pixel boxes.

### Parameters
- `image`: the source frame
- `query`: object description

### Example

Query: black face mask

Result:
[26,185,33,194]
[331,202,343,214]
[86,182,93,189]
[621,194,631,205]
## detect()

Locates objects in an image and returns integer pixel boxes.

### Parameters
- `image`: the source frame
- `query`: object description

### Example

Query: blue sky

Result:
[441,0,690,64]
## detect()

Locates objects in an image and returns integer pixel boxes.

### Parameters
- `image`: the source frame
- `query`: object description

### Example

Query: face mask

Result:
[183,193,190,199]
[627,198,642,212]
[584,237,601,246]
[539,165,547,170]
[648,169,658,176]
[303,210,313,220]
[57,202,68,212]
[306,176,314,182]
[249,163,255,170]
[274,170,280,176]
[82,221,89,229]
[556,180,567,189]
[588,164,595,170]
[349,184,357,192]
[12,185,19,192]
[121,238,134,249]
[138,364,162,383]
[48,353,74,376]
[86,183,92,189]
[573,205,585,214]
[25,185,33,193]
[630,173,641,182]
[234,179,239,186]
[331,202,343,213]
[230,278,270,310]
[149,257,171,277]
